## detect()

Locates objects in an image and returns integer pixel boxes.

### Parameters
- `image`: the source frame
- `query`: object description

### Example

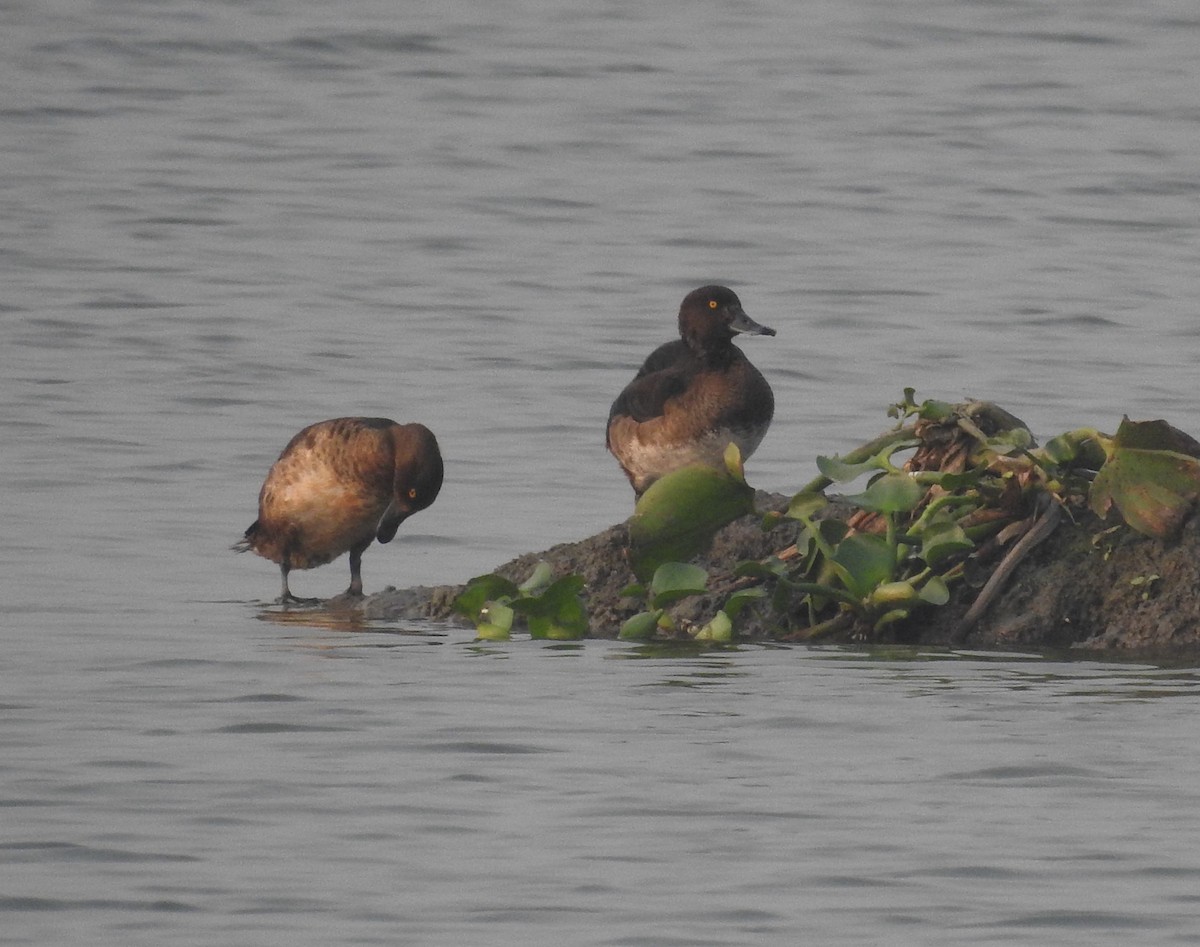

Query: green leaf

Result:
[918,575,950,606]
[480,601,514,633]
[649,562,709,608]
[733,559,786,580]
[517,561,554,593]
[844,472,925,514]
[796,429,920,495]
[1090,449,1200,539]
[628,462,755,582]
[723,441,748,481]
[806,518,848,555]
[910,469,979,491]
[538,575,588,631]
[1038,428,1109,469]
[816,454,880,483]
[517,576,589,640]
[511,575,585,614]
[919,520,974,567]
[867,580,919,608]
[785,491,827,521]
[915,398,956,421]
[786,511,846,568]
[453,573,520,618]
[1039,433,1079,466]
[1088,418,1200,539]
[618,610,661,641]
[723,586,767,620]
[693,609,733,642]
[760,509,784,530]
[981,427,1034,455]
[830,533,895,600]
[873,607,912,630]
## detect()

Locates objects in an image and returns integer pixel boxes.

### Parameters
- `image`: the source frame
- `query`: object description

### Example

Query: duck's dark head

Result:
[377,424,444,543]
[678,285,775,353]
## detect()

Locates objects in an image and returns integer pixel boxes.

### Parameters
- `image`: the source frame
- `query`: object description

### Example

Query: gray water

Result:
[3,0,1200,943]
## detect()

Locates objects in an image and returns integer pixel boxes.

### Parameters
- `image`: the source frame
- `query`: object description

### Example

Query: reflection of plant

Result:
[453,562,588,641]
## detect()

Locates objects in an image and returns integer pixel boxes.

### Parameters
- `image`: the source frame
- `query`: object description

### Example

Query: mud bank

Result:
[362,491,1200,658]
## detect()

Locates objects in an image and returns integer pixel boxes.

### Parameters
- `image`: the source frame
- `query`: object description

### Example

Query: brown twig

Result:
[952,494,1063,644]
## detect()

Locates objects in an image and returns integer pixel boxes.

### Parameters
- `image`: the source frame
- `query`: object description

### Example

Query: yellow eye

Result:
[708,300,718,309]
[408,488,418,499]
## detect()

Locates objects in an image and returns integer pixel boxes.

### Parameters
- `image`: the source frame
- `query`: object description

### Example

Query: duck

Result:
[607,285,775,496]
[235,417,444,603]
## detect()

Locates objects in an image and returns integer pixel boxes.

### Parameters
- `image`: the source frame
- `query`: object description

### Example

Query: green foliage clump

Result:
[451,390,1200,645]
[453,561,588,641]
[766,390,1200,639]
[617,561,765,643]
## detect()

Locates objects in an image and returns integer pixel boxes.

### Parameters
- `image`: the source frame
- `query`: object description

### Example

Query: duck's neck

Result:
[684,332,737,367]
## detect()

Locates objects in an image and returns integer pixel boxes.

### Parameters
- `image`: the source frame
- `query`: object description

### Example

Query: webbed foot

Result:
[275,592,322,607]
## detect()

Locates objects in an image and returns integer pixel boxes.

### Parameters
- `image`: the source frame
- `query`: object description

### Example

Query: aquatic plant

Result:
[756,393,1050,637]
[757,391,1200,640]
[617,562,709,641]
[453,561,588,641]
[1084,418,1200,540]
[451,390,1200,645]
[616,561,766,643]
[626,443,756,582]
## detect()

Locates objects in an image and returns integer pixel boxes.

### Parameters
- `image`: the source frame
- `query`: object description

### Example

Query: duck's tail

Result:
[232,521,262,554]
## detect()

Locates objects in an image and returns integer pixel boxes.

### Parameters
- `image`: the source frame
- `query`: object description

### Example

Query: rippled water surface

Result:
[3,0,1200,943]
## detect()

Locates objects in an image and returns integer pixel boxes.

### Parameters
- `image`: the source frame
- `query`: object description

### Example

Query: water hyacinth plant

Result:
[763,391,1200,639]
[615,561,768,643]
[453,390,1200,644]
[453,561,588,641]
[626,442,756,582]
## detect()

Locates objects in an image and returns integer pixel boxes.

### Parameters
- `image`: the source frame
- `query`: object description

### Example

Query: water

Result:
[3,0,1200,943]
[7,641,1200,945]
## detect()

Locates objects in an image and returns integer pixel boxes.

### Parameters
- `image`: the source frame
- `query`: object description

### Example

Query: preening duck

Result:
[236,417,443,603]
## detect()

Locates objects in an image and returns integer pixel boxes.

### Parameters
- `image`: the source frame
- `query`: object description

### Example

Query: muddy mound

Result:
[363,496,1200,657]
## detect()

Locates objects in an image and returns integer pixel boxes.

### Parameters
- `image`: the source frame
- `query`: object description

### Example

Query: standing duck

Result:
[235,417,443,603]
[607,285,775,496]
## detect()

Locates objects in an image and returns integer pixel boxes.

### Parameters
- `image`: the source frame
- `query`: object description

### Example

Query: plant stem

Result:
[796,425,918,495]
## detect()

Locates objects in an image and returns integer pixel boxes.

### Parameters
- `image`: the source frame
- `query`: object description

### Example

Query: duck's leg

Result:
[343,541,370,598]
[276,560,319,606]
